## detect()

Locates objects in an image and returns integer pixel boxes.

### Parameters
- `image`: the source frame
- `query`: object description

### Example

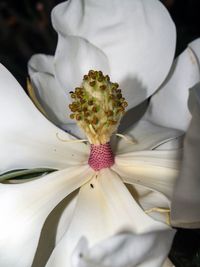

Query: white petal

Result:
[114,122,183,217]
[46,168,168,267]
[0,63,89,173]
[52,0,176,109]
[28,54,54,75]
[114,119,183,154]
[189,38,200,62]
[112,149,182,199]
[54,34,110,91]
[30,72,72,125]
[29,54,86,138]
[32,192,78,267]
[145,44,200,131]
[128,184,171,224]
[62,123,87,139]
[155,136,184,150]
[75,231,175,267]
[163,258,175,267]
[171,83,200,228]
[28,54,83,135]
[0,166,93,267]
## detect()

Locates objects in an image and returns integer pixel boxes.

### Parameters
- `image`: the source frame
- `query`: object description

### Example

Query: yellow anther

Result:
[68,70,128,145]
[70,93,76,98]
[88,100,93,105]
[100,85,106,91]
[92,106,98,112]
[89,81,96,87]
[76,114,82,121]
[113,82,119,88]
[105,75,110,81]
[122,102,128,107]
[105,110,113,116]
[92,116,98,125]
[70,114,75,119]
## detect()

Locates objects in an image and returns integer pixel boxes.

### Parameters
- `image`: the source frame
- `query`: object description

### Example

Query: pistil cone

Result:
[88,142,114,171]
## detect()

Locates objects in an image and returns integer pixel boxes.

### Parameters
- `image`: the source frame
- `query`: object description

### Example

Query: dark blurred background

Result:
[0,0,62,87]
[0,0,200,87]
[0,0,200,266]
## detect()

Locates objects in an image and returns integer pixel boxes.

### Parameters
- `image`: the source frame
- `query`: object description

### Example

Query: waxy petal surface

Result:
[46,168,169,267]
[112,149,181,199]
[115,120,183,154]
[171,84,200,228]
[0,64,89,173]
[0,166,93,267]
[29,54,83,134]
[52,0,176,109]
[145,41,200,131]
[74,231,175,267]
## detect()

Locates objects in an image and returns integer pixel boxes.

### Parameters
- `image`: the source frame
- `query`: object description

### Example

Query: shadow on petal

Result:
[120,75,148,114]
[32,190,78,267]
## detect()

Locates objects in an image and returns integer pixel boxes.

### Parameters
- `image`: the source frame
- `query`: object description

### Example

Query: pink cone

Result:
[88,142,115,171]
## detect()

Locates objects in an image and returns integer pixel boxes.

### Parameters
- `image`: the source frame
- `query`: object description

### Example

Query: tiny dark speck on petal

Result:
[90,183,94,188]
[79,253,83,258]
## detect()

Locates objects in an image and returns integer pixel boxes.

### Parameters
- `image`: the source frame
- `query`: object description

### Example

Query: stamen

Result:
[116,133,137,144]
[56,133,88,143]
[68,70,128,145]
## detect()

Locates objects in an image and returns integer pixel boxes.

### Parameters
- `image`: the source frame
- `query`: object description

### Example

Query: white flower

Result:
[0,1,200,267]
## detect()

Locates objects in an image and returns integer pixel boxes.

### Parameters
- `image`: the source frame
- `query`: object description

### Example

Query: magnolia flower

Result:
[0,1,200,267]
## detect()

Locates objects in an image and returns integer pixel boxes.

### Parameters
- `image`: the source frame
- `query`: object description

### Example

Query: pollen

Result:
[68,70,128,145]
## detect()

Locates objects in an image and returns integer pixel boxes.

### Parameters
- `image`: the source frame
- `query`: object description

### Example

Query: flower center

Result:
[88,142,114,171]
[69,70,128,170]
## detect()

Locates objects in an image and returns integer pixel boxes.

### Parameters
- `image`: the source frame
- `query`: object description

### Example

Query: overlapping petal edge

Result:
[0,63,179,267]
[1,1,200,267]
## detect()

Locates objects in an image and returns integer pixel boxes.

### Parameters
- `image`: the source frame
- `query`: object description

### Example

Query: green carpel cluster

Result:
[68,70,128,144]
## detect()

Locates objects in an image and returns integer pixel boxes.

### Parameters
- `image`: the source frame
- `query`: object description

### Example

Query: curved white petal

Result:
[189,38,200,62]
[52,0,176,109]
[46,168,168,267]
[171,83,200,228]
[28,55,83,134]
[0,63,89,173]
[145,44,200,131]
[28,54,54,75]
[0,166,93,267]
[114,119,183,154]
[128,184,171,224]
[54,34,110,92]
[112,149,182,199]
[155,136,184,150]
[30,72,72,124]
[62,123,87,139]
[28,54,70,123]
[163,258,175,267]
[73,231,175,267]
[32,192,78,267]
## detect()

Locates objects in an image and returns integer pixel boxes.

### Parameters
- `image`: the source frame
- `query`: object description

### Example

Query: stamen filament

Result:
[145,207,171,225]
[56,133,88,143]
[116,133,137,144]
